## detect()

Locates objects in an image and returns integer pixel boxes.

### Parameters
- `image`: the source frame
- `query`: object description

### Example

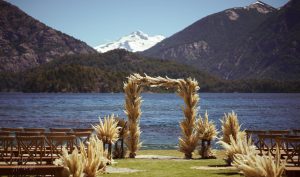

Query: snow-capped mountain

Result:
[94,31,165,53]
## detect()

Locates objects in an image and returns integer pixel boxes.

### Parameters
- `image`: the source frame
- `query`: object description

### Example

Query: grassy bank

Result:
[104,150,240,177]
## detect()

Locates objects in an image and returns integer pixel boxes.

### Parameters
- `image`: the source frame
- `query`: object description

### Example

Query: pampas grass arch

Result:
[124,73,200,159]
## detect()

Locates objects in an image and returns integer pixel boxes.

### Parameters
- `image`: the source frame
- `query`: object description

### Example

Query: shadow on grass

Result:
[215,172,240,176]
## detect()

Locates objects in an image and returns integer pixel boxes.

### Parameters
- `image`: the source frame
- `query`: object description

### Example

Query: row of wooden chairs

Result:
[246,130,300,166]
[0,132,93,165]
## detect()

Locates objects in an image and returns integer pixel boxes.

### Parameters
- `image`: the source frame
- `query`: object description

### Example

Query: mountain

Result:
[142,1,300,81]
[94,31,165,53]
[0,0,96,72]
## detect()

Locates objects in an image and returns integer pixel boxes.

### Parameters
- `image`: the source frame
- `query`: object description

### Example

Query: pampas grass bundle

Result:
[54,147,84,177]
[219,132,256,165]
[177,78,200,159]
[92,114,120,145]
[221,111,242,144]
[124,77,143,158]
[196,111,217,158]
[233,145,285,177]
[80,135,108,177]
[196,111,217,141]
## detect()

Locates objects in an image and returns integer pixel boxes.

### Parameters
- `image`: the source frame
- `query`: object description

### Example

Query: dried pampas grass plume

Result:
[124,73,200,159]
[221,111,243,144]
[92,114,120,145]
[233,145,285,177]
[196,111,218,158]
[80,134,108,177]
[196,111,218,141]
[218,132,256,165]
[54,147,84,177]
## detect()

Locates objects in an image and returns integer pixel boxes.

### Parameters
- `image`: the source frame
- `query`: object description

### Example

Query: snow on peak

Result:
[94,31,165,53]
[246,1,276,13]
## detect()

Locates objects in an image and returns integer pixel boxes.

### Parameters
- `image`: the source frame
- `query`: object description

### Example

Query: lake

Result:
[0,93,299,149]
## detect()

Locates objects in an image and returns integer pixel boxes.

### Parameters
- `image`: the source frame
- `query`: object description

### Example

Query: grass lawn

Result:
[104,150,241,177]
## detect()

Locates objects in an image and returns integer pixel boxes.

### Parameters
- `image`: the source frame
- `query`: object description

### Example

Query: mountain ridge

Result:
[142,1,300,81]
[0,0,96,72]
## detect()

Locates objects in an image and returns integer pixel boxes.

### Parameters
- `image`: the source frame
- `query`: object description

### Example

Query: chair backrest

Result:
[293,129,300,136]
[278,137,300,166]
[23,128,46,133]
[258,134,282,156]
[0,131,10,136]
[17,136,45,165]
[1,127,23,132]
[16,132,41,136]
[0,136,15,165]
[245,130,267,148]
[46,135,76,158]
[44,132,66,136]
[72,128,94,133]
[68,132,92,147]
[49,128,72,133]
[268,130,290,135]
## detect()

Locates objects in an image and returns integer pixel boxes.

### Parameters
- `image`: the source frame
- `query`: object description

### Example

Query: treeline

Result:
[1,50,300,93]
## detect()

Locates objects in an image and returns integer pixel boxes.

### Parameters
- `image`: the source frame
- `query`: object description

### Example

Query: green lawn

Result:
[104,150,241,177]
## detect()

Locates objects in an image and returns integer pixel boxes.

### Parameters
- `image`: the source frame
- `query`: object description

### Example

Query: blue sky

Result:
[8,0,288,47]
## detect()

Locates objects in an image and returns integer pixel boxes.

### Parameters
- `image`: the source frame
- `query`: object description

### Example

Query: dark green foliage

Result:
[1,49,300,93]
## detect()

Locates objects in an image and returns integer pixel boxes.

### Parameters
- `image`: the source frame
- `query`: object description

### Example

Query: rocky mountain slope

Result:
[94,31,165,53]
[142,1,300,81]
[0,0,96,72]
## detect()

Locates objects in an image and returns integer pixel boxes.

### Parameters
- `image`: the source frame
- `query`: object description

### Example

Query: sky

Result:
[7,0,289,47]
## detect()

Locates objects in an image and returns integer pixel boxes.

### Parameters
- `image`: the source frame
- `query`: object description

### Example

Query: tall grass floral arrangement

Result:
[220,111,242,144]
[233,145,285,177]
[92,114,120,160]
[196,111,218,158]
[219,132,256,165]
[80,135,108,177]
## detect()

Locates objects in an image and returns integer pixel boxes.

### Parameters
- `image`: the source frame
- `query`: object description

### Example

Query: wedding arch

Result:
[124,73,200,159]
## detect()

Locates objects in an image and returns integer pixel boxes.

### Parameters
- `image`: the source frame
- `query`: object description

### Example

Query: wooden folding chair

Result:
[245,130,266,149]
[279,137,300,166]
[46,135,75,162]
[49,128,72,133]
[258,134,282,156]
[1,128,23,132]
[67,132,92,148]
[16,136,46,165]
[23,128,46,133]
[0,136,15,165]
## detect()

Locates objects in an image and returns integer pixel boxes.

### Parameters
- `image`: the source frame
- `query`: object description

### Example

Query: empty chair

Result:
[49,128,72,133]
[258,134,282,156]
[23,128,46,133]
[46,135,75,162]
[278,137,300,166]
[67,132,92,147]
[16,136,46,165]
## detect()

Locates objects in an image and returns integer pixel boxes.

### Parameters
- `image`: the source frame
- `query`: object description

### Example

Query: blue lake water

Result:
[0,93,299,149]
